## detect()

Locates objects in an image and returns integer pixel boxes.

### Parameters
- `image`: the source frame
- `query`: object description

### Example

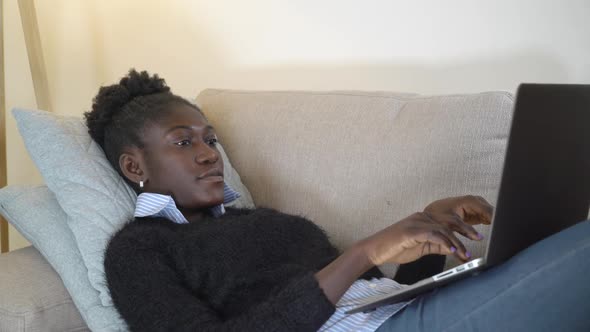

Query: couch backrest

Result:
[196,89,514,270]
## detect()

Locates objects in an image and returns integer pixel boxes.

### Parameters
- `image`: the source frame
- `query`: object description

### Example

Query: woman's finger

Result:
[437,226,470,261]
[424,211,483,241]
[457,195,494,225]
[449,213,483,241]
[421,229,456,256]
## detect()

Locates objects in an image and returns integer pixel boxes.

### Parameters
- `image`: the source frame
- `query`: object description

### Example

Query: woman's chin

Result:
[197,191,225,208]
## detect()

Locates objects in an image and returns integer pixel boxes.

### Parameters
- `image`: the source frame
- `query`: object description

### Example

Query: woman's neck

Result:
[179,207,209,223]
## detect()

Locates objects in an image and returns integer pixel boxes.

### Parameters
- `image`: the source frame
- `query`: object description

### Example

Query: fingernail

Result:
[466,251,472,258]
[477,233,484,240]
[451,246,457,253]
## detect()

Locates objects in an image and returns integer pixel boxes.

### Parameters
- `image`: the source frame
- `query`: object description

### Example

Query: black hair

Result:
[84,69,202,188]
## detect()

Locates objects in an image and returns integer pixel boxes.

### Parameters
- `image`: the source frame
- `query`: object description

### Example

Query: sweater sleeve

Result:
[104,221,336,332]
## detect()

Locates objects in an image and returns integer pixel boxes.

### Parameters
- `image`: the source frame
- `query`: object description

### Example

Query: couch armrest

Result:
[0,246,89,332]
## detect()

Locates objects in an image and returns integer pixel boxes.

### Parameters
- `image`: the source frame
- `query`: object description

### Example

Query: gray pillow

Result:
[0,185,127,331]
[12,108,255,307]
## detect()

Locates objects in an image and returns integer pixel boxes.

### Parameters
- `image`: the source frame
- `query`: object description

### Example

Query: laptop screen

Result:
[484,84,590,266]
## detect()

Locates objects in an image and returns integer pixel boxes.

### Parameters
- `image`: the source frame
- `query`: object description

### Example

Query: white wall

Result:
[93,0,590,96]
[4,0,590,250]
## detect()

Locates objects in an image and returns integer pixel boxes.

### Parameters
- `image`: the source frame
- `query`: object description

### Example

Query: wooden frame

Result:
[0,0,52,253]
[18,0,52,113]
[1,1,8,253]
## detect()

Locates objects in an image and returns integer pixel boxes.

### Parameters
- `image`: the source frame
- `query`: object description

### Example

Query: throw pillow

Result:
[12,108,255,306]
[0,185,128,331]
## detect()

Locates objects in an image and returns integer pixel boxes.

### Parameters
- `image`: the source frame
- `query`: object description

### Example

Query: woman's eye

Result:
[175,139,191,147]
[207,137,218,146]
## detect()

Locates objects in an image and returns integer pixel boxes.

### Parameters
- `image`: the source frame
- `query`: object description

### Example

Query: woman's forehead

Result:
[157,105,210,129]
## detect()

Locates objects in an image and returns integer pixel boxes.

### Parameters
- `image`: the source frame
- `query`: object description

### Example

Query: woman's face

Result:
[138,104,225,210]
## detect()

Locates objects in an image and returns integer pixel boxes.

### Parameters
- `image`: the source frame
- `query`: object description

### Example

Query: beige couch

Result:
[0,89,513,331]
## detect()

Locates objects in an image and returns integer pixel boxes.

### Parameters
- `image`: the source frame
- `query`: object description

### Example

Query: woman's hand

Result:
[359,195,494,265]
[424,194,493,233]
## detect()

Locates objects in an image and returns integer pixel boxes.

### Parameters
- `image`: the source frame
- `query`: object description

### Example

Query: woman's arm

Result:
[314,242,374,304]
[315,195,493,305]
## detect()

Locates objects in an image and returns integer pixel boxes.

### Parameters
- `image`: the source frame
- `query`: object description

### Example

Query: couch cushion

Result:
[196,89,514,272]
[0,246,90,332]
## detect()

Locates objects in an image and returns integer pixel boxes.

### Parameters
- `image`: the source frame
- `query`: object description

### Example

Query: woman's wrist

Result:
[314,243,375,305]
[347,241,375,278]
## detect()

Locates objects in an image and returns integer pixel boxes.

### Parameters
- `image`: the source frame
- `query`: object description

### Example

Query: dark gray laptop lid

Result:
[485,83,590,266]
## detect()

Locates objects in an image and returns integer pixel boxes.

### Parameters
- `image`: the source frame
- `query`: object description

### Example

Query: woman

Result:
[89,69,590,331]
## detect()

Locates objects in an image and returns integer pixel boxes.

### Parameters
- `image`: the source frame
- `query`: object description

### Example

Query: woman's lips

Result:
[199,175,224,183]
[198,168,223,179]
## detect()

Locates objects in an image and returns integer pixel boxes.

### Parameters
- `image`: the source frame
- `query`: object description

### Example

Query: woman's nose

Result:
[195,142,219,164]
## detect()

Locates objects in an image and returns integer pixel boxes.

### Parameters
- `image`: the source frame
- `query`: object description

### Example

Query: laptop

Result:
[346,83,590,314]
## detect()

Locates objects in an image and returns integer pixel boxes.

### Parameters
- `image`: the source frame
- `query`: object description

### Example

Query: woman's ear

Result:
[119,150,145,186]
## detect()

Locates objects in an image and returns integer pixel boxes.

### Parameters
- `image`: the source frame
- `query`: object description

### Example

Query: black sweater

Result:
[104,207,382,332]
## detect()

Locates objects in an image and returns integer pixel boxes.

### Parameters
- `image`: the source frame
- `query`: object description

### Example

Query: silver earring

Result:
[139,180,144,188]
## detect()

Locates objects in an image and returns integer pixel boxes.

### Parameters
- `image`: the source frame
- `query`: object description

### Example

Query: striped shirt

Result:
[319,280,412,331]
[134,184,411,331]
[134,183,241,220]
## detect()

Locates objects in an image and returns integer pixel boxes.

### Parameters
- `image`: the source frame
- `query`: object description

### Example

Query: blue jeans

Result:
[376,220,590,332]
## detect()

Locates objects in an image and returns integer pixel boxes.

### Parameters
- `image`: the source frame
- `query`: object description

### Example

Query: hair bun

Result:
[120,69,170,98]
[85,69,170,147]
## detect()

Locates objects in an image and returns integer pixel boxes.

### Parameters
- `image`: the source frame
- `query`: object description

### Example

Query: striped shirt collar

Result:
[134,183,241,223]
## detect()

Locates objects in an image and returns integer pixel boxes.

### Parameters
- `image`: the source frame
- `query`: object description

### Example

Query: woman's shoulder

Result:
[107,216,178,251]
[103,218,181,293]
